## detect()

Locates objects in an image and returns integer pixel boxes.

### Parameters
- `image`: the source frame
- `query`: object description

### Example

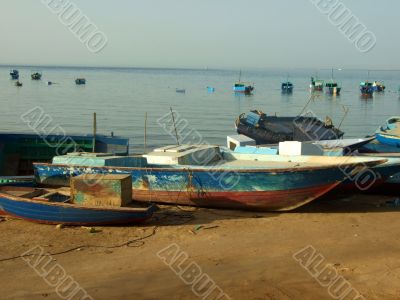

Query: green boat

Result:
[0,133,129,176]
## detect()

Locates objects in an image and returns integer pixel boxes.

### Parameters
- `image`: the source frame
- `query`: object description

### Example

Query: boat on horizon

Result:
[233,70,254,95]
[31,71,42,80]
[360,81,374,97]
[15,81,23,87]
[75,78,86,85]
[281,81,293,93]
[9,69,19,80]
[310,77,324,92]
[32,145,385,211]
[373,81,385,92]
[235,110,344,145]
[325,69,341,95]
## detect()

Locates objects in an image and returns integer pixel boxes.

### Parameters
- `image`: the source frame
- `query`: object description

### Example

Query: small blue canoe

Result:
[0,186,156,225]
[375,117,400,147]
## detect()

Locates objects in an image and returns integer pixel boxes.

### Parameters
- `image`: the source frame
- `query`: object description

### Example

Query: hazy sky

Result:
[0,0,398,69]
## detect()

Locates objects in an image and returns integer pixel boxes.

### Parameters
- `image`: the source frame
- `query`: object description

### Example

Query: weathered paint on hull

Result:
[132,182,341,211]
[0,193,156,225]
[34,163,355,211]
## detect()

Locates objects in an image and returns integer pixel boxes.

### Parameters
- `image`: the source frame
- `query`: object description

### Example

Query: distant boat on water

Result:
[15,81,23,87]
[31,72,42,80]
[233,70,254,95]
[281,75,293,93]
[325,82,341,95]
[281,82,293,93]
[325,68,341,95]
[9,69,19,80]
[176,88,186,93]
[373,81,385,92]
[310,76,324,91]
[207,86,215,93]
[360,81,374,96]
[75,78,86,85]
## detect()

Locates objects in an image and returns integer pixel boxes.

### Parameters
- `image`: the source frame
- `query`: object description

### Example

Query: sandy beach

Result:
[1,193,399,300]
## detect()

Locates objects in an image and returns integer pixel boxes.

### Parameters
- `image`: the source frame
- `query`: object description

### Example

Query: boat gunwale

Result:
[33,159,388,174]
[0,187,155,213]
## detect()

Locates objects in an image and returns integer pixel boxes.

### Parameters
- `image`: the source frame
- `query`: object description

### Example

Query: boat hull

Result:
[236,114,344,145]
[376,133,400,148]
[34,163,363,211]
[0,190,155,225]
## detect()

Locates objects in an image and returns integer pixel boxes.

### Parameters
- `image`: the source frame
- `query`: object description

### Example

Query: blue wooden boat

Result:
[9,69,19,80]
[231,142,400,193]
[375,117,400,147]
[233,70,254,95]
[360,81,374,96]
[359,138,400,153]
[33,146,386,211]
[373,81,385,92]
[233,83,254,94]
[0,186,156,225]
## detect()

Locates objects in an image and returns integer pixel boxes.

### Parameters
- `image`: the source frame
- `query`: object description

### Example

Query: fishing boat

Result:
[9,69,19,80]
[0,132,129,176]
[175,88,186,93]
[0,186,156,225]
[33,146,385,211]
[357,153,400,193]
[310,77,324,92]
[75,78,86,85]
[359,138,400,153]
[325,82,341,95]
[15,81,23,87]
[31,72,42,80]
[325,69,341,95]
[375,117,400,147]
[360,82,374,96]
[281,81,293,93]
[207,87,215,93]
[235,110,344,145]
[373,81,385,92]
[230,143,399,193]
[233,70,254,95]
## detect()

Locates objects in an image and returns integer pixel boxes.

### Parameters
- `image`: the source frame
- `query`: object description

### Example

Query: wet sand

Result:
[1,193,400,300]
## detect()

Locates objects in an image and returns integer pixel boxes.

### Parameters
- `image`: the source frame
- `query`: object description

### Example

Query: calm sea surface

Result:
[1,66,400,152]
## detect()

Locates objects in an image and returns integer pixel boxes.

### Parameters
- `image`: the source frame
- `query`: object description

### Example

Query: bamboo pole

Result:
[144,112,147,153]
[92,112,97,153]
[170,107,179,145]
